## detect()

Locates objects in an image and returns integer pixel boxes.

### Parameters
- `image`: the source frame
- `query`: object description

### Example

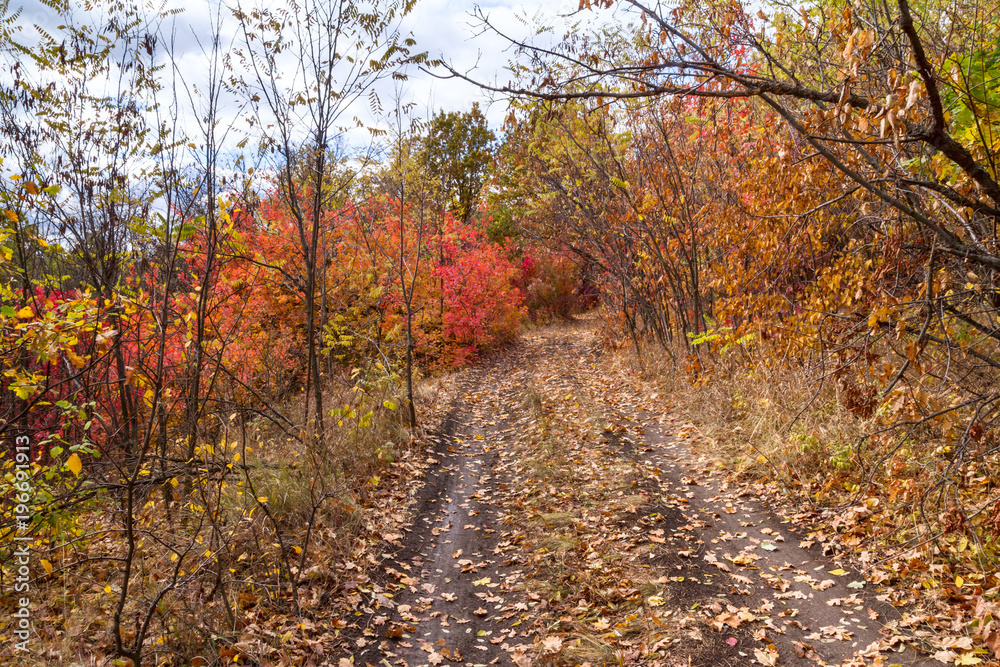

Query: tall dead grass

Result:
[647,349,876,491]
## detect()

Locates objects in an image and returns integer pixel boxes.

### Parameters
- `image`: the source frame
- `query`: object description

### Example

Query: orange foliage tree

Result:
[486,0,1000,558]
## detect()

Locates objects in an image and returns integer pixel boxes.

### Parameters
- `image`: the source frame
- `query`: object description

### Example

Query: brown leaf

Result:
[792,641,820,662]
[985,632,1000,659]
[541,636,564,654]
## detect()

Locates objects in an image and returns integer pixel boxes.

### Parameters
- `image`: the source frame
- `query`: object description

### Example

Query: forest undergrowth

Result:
[0,371,459,666]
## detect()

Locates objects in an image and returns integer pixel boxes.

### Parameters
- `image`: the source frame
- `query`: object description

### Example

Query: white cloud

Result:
[389,0,580,126]
[3,0,593,169]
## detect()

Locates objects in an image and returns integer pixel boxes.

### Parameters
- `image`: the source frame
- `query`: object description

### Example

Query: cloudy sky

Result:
[7,0,600,166]
[160,0,585,129]
[397,0,580,124]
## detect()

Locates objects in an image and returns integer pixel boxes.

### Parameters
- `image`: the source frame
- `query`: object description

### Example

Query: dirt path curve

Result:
[351,320,937,667]
[617,415,939,667]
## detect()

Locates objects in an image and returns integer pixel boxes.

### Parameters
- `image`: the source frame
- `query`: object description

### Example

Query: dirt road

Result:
[349,321,935,666]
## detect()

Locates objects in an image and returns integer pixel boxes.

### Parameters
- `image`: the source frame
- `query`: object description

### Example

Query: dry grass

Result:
[611,329,1000,597]
[645,349,875,490]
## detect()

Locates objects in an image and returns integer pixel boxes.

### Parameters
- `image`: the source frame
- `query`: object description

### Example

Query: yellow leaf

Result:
[41,559,53,574]
[104,585,112,594]
[828,568,848,576]
[955,575,964,587]
[292,545,303,554]
[16,306,33,318]
[66,453,82,477]
[956,653,982,665]
[66,349,86,369]
[257,496,268,503]
[754,647,779,666]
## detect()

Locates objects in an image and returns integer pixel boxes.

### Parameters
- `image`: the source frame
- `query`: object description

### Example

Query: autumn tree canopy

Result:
[418,102,497,222]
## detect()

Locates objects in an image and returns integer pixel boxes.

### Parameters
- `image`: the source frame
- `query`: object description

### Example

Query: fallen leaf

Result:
[792,641,820,661]
[541,636,563,654]
[754,646,779,666]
